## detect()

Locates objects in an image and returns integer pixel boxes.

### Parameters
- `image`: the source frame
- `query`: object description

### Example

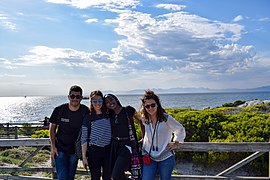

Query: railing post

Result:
[7,123,10,138]
[269,152,270,177]
[14,126,18,139]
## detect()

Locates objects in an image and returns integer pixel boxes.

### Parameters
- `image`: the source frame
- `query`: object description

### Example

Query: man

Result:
[49,85,89,180]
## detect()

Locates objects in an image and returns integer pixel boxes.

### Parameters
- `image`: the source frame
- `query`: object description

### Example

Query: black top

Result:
[109,106,139,149]
[110,106,135,137]
[49,103,89,154]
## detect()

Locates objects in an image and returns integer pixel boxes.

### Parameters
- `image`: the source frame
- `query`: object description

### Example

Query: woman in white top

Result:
[140,90,186,180]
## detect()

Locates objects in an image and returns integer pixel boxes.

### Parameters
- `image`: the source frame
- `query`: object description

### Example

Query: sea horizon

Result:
[0,91,270,124]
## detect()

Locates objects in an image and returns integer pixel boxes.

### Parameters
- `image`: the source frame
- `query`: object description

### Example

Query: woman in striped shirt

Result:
[81,90,112,180]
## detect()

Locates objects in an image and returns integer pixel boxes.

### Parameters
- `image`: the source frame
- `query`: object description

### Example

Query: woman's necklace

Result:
[149,117,159,151]
[114,107,122,124]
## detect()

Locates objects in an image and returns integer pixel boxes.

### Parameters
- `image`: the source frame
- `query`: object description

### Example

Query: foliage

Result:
[18,123,36,136]
[31,129,49,138]
[0,147,50,165]
[164,103,270,176]
[221,100,246,107]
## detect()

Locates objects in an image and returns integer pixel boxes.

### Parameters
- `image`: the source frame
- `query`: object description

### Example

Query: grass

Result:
[0,146,51,177]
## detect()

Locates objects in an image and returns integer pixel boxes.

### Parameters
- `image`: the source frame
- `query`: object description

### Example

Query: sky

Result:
[0,0,270,96]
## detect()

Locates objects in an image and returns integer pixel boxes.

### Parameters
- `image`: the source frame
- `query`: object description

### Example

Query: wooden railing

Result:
[0,139,270,179]
[0,123,48,139]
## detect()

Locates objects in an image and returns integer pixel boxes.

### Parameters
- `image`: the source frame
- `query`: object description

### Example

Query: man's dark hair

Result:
[69,85,83,95]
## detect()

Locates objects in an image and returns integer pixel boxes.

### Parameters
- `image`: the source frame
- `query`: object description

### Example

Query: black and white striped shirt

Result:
[81,114,111,147]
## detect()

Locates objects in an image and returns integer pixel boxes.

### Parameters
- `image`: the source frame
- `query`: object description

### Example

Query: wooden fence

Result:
[0,123,48,139]
[0,139,270,179]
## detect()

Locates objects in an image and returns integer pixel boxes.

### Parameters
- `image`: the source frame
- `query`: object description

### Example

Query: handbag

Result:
[142,153,150,165]
[143,121,158,165]
[75,128,82,159]
[126,109,142,180]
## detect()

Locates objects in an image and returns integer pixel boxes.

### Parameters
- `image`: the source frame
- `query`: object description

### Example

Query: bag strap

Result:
[125,108,137,150]
[76,106,88,141]
[148,121,158,155]
[87,114,92,148]
[57,103,66,124]
[77,127,82,141]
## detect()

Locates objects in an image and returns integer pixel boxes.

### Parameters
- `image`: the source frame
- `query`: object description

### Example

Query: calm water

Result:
[0,92,269,123]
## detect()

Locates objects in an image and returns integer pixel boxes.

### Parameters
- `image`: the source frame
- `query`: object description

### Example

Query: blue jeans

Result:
[142,155,175,180]
[54,151,78,180]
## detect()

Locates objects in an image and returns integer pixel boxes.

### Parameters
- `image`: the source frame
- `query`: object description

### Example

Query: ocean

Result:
[0,92,270,123]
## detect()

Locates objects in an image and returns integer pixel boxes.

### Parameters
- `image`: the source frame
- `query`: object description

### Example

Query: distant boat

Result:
[24,96,27,98]
[83,96,89,100]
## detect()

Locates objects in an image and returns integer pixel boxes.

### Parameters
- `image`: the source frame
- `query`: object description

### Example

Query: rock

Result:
[238,100,270,107]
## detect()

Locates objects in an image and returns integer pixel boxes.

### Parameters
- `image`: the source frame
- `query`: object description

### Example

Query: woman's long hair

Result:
[141,90,166,124]
[89,90,107,118]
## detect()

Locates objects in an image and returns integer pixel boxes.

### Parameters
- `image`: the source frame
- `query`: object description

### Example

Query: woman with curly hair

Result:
[140,90,186,180]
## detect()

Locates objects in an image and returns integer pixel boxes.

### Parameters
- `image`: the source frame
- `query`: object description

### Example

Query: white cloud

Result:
[47,0,140,10]
[233,15,243,22]
[16,46,119,72]
[0,13,16,31]
[3,1,268,93]
[0,74,26,78]
[258,17,270,22]
[156,4,186,11]
[85,18,98,23]
[103,10,253,75]
[14,8,257,79]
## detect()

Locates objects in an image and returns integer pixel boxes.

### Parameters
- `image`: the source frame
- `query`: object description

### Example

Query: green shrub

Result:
[31,129,49,138]
[162,104,270,176]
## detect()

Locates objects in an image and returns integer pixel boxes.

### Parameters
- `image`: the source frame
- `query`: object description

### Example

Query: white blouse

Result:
[142,113,186,160]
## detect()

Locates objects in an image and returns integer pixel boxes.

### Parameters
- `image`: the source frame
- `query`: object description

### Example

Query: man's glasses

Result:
[145,103,157,109]
[70,94,82,99]
[92,99,103,104]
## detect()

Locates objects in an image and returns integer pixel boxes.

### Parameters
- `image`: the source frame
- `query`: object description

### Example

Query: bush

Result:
[31,129,49,138]
[163,104,270,176]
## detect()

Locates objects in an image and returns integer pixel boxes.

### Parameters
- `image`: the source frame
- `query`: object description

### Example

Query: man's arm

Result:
[49,123,58,160]
[81,143,88,170]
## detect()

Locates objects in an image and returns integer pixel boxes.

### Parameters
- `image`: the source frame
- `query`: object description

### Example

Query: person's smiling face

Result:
[144,99,158,116]
[105,95,117,110]
[91,95,103,112]
[68,91,82,108]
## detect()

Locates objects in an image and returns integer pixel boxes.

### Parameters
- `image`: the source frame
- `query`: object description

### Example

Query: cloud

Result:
[104,10,254,75]
[0,13,16,31]
[16,46,118,71]
[85,18,98,23]
[233,15,243,22]
[4,1,265,92]
[0,74,26,78]
[47,0,140,10]
[258,17,270,22]
[156,4,186,11]
[14,7,257,78]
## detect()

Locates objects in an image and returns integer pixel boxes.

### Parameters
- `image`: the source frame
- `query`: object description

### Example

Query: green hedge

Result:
[165,103,270,175]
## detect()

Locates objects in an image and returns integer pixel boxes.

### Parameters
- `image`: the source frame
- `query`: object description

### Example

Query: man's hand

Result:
[51,146,58,160]
[82,157,89,171]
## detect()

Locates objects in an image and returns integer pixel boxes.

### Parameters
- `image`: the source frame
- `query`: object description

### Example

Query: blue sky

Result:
[0,0,270,96]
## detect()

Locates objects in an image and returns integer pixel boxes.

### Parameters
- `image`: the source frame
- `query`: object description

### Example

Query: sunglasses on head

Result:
[70,94,82,99]
[92,99,103,104]
[145,103,156,109]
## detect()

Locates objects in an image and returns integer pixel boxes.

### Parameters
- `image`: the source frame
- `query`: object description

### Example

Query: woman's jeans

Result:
[54,151,78,180]
[142,155,175,180]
